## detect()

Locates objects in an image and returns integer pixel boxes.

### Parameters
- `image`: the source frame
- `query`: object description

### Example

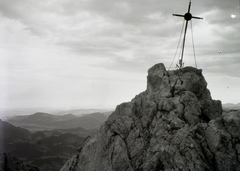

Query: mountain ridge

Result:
[223,103,240,110]
[6,112,108,131]
[0,119,87,171]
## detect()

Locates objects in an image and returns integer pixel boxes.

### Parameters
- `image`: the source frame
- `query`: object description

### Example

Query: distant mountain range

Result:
[1,110,111,171]
[6,112,109,131]
[222,103,240,110]
[53,109,113,116]
[0,108,113,120]
[0,119,90,171]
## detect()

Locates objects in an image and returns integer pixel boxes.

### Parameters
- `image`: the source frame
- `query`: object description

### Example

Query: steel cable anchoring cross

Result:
[173,0,203,69]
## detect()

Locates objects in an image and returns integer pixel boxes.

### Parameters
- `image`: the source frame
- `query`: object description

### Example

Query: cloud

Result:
[0,0,240,109]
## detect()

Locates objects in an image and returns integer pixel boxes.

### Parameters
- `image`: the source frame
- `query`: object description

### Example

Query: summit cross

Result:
[173,0,203,68]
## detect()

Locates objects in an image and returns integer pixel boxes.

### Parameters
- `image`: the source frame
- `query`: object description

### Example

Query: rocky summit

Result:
[60,63,240,171]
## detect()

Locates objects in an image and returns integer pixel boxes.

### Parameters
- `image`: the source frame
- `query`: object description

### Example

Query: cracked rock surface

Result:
[60,63,240,171]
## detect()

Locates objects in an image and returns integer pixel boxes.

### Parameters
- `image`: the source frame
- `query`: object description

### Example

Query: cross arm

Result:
[192,16,203,20]
[173,14,184,17]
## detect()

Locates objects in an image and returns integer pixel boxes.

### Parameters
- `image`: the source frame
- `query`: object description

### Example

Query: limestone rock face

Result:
[60,63,240,171]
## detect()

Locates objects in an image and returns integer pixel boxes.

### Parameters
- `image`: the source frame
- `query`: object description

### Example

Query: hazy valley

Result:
[0,110,112,171]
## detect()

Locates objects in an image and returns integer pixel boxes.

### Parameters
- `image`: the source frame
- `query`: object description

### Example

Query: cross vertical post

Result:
[173,0,203,68]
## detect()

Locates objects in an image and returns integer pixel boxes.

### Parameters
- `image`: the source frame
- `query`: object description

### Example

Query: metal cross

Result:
[173,0,203,68]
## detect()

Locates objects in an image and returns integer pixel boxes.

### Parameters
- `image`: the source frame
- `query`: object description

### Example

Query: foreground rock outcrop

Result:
[0,153,39,171]
[60,63,240,171]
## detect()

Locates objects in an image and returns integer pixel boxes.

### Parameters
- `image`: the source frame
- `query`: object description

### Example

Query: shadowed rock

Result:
[60,63,239,171]
[0,153,39,171]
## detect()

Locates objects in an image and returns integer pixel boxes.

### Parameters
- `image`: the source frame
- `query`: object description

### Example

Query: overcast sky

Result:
[0,0,240,111]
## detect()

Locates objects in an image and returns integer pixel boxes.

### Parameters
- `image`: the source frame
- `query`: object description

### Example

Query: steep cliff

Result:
[60,63,240,171]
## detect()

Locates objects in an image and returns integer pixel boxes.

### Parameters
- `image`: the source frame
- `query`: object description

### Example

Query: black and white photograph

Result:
[0,0,240,170]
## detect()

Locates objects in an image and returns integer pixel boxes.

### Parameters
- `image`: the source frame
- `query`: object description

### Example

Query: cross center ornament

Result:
[173,0,203,68]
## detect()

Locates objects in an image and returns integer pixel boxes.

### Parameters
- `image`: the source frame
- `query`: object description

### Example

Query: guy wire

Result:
[168,20,185,70]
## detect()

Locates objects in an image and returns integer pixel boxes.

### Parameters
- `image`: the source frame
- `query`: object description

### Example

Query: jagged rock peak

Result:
[60,63,240,171]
